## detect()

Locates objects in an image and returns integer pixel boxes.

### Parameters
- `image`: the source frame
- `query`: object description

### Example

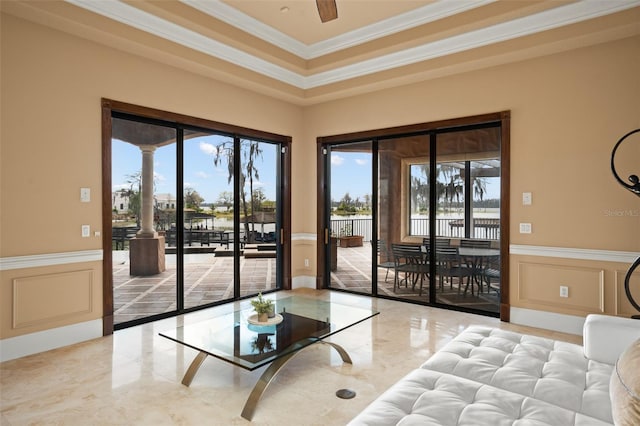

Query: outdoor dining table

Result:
[457,246,500,294]
[457,247,500,258]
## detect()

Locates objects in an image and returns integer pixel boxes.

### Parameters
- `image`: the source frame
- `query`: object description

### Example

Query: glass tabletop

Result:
[159,295,379,371]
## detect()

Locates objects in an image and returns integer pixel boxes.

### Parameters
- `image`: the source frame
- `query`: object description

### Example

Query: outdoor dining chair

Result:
[459,239,492,292]
[435,246,474,295]
[391,243,429,296]
[374,240,396,282]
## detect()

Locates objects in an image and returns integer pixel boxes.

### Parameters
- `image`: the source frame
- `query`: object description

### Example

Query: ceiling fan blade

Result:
[316,0,338,23]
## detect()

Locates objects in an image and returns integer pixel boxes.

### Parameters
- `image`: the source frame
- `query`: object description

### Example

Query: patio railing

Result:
[330,217,500,241]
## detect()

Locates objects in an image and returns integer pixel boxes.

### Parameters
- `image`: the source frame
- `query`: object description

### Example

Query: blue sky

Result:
[113,139,499,204]
[330,152,372,201]
[329,151,500,202]
[112,135,278,204]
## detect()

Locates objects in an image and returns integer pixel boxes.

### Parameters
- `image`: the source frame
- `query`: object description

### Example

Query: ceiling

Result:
[3,0,640,105]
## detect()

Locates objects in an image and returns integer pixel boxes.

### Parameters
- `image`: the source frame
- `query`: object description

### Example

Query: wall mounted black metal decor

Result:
[611,128,640,319]
[611,128,640,196]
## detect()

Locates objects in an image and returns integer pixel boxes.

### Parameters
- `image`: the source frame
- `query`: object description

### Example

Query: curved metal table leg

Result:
[319,341,352,364]
[182,351,208,386]
[241,340,352,421]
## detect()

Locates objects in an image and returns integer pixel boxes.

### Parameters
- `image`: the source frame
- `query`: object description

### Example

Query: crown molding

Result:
[182,0,496,60]
[308,0,497,58]
[181,0,309,58]
[65,0,640,90]
[305,0,640,88]
[66,0,306,87]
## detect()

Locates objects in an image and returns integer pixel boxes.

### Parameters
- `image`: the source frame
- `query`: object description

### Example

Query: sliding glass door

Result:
[432,127,502,314]
[320,113,508,318]
[238,138,282,297]
[111,117,178,324]
[105,101,290,331]
[181,130,235,309]
[325,142,373,295]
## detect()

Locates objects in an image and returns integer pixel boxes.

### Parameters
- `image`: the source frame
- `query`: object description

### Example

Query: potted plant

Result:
[338,224,364,248]
[250,293,274,322]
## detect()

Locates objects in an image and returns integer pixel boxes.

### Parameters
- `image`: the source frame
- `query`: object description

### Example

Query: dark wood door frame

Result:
[316,111,510,321]
[101,98,292,335]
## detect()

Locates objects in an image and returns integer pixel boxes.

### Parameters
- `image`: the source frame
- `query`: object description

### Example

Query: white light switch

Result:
[560,286,569,298]
[82,225,90,237]
[80,188,91,203]
[519,223,532,234]
[522,192,532,205]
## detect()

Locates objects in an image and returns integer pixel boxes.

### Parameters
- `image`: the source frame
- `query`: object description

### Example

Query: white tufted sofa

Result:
[349,314,640,425]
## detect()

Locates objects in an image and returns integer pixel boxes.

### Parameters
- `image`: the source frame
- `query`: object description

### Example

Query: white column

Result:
[137,145,157,238]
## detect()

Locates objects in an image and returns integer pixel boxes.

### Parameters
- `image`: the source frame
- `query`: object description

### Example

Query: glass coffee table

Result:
[159,295,379,420]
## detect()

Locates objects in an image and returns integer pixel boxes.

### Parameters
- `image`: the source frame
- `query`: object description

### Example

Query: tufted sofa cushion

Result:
[348,368,611,426]
[419,327,614,424]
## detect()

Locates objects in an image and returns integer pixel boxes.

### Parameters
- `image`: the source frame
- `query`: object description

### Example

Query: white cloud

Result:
[199,141,216,155]
[355,159,368,166]
[243,180,265,191]
[331,154,344,165]
[154,172,166,182]
[195,171,209,178]
[112,183,129,191]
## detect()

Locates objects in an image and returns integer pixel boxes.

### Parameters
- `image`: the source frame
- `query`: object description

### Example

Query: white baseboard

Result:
[0,319,103,362]
[292,275,316,289]
[510,307,586,336]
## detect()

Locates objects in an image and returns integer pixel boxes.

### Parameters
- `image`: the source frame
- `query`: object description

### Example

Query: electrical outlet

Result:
[519,223,532,234]
[522,192,532,205]
[560,286,569,298]
[81,225,90,238]
[304,258,310,268]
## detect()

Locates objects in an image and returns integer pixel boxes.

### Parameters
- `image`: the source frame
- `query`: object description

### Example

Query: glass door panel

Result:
[111,117,177,325]
[434,127,501,314]
[182,131,235,309]
[239,139,280,297]
[378,135,430,302]
[327,142,373,295]
[107,104,289,333]
[319,115,506,319]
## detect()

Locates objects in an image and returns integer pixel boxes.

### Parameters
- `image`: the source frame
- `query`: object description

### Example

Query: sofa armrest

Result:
[583,314,640,364]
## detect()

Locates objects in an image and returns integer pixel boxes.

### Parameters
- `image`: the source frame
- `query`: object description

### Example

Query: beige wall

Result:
[0,14,303,340]
[303,36,639,249]
[1,12,639,345]
[301,35,640,318]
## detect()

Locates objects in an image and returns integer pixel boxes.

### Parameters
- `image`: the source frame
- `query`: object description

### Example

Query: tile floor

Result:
[0,289,581,425]
[113,245,498,326]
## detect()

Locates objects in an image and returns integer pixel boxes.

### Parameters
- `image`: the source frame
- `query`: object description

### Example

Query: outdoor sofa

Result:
[349,314,640,425]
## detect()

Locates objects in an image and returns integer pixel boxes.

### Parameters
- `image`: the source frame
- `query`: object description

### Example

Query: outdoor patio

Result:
[113,243,499,325]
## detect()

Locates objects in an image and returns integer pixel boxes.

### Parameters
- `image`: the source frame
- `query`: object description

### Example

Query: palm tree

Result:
[213,139,263,243]
[416,163,487,209]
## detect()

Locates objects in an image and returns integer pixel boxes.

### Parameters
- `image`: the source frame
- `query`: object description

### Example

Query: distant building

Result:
[112,191,176,214]
[154,193,176,210]
[112,191,130,214]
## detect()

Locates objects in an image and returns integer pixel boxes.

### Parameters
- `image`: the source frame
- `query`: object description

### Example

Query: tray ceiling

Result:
[3,0,639,104]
